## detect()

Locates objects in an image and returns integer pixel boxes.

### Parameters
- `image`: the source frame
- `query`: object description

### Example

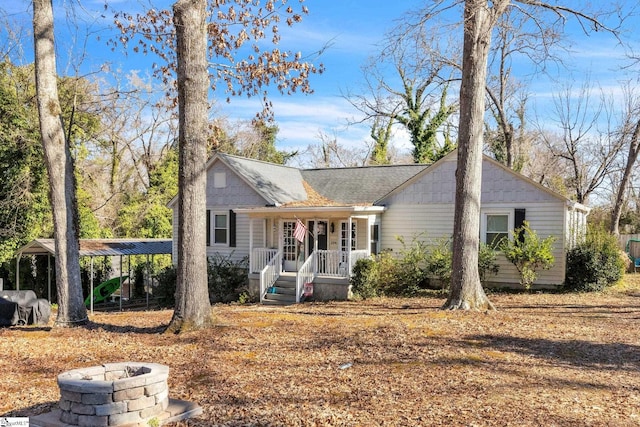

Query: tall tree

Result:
[442,0,616,310]
[0,62,51,265]
[227,120,296,164]
[540,83,625,205]
[115,0,321,331]
[167,0,211,333]
[347,27,457,164]
[369,116,394,165]
[444,0,506,311]
[33,0,87,325]
[610,86,640,235]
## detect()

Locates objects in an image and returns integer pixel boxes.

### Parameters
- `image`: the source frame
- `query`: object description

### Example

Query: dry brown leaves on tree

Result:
[1,279,640,426]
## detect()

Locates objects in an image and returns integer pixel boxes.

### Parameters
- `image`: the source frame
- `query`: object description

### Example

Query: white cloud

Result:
[219,95,412,156]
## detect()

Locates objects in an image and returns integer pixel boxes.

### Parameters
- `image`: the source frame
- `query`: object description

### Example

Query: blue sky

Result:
[4,0,639,160]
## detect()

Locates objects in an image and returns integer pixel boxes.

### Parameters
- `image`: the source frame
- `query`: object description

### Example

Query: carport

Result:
[14,239,172,312]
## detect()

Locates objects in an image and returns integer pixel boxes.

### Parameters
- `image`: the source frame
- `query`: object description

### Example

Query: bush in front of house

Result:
[500,221,556,290]
[207,254,250,303]
[425,238,452,289]
[350,257,380,299]
[155,265,177,307]
[565,225,624,292]
[350,240,429,299]
[350,235,500,299]
[382,236,431,296]
[153,254,251,307]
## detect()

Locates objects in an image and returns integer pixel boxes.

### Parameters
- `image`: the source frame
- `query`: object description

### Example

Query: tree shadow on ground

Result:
[1,401,57,418]
[466,334,640,371]
[84,321,168,334]
[0,325,52,332]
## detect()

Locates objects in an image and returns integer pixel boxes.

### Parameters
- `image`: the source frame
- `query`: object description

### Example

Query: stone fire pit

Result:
[31,362,201,427]
[57,362,168,426]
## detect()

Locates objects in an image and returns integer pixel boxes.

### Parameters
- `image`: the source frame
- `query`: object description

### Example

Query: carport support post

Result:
[128,254,131,300]
[90,257,94,314]
[119,255,123,311]
[15,253,21,291]
[146,254,150,308]
[47,254,51,302]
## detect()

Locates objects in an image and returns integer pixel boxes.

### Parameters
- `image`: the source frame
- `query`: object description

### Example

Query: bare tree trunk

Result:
[611,119,640,235]
[444,0,509,311]
[167,0,211,333]
[33,0,87,326]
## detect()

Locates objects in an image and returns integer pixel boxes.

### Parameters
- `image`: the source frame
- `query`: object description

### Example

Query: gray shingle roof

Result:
[301,164,429,204]
[219,154,307,205]
[216,154,430,206]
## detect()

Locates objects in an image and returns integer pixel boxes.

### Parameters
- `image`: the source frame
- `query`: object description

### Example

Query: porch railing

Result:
[315,249,370,277]
[252,248,278,273]
[349,250,369,274]
[296,252,316,303]
[260,250,282,303]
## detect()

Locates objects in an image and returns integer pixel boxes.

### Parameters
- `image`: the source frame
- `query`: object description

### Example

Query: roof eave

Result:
[234,205,386,216]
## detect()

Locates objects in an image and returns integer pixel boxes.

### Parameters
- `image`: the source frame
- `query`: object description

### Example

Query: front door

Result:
[282,220,300,272]
[307,220,328,254]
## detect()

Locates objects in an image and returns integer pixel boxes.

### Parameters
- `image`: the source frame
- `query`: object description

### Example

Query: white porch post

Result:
[278,219,283,272]
[366,216,372,256]
[249,218,254,272]
[313,221,318,274]
[348,216,352,273]
[262,218,267,247]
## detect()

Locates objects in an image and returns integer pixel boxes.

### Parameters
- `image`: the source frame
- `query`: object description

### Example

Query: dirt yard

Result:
[1,279,639,426]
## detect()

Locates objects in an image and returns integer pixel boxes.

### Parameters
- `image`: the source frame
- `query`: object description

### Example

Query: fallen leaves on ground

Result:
[1,280,640,426]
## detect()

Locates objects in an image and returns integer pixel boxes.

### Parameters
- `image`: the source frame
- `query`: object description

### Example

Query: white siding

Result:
[382,202,567,286]
[380,157,559,206]
[206,213,263,263]
[380,156,571,286]
[172,158,270,265]
[206,161,268,206]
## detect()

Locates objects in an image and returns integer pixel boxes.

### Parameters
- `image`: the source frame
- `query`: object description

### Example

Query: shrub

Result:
[207,254,249,303]
[132,264,147,299]
[390,236,431,296]
[425,238,452,289]
[478,242,500,284]
[154,254,251,306]
[565,226,624,292]
[350,236,429,298]
[350,235,500,298]
[500,221,556,289]
[350,257,379,299]
[154,265,176,307]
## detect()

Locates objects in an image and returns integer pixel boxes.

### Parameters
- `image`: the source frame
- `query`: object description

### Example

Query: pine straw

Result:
[1,279,640,426]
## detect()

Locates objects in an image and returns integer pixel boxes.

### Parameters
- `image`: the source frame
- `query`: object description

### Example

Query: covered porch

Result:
[235,206,384,304]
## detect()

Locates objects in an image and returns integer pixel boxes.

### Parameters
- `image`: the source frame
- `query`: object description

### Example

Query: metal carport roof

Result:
[16,239,172,257]
[13,239,173,309]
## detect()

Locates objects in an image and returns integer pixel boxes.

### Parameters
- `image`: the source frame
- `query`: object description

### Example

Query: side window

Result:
[370,224,379,255]
[485,213,509,248]
[214,213,228,244]
[207,210,228,246]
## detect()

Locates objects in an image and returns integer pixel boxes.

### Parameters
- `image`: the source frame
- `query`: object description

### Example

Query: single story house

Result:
[169,150,590,304]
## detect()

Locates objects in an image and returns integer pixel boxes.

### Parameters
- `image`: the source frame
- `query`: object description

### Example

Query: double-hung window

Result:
[481,209,525,248]
[207,210,231,246]
[213,213,228,244]
[482,212,511,248]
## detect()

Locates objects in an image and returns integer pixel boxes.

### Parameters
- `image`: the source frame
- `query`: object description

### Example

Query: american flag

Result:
[293,219,307,242]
